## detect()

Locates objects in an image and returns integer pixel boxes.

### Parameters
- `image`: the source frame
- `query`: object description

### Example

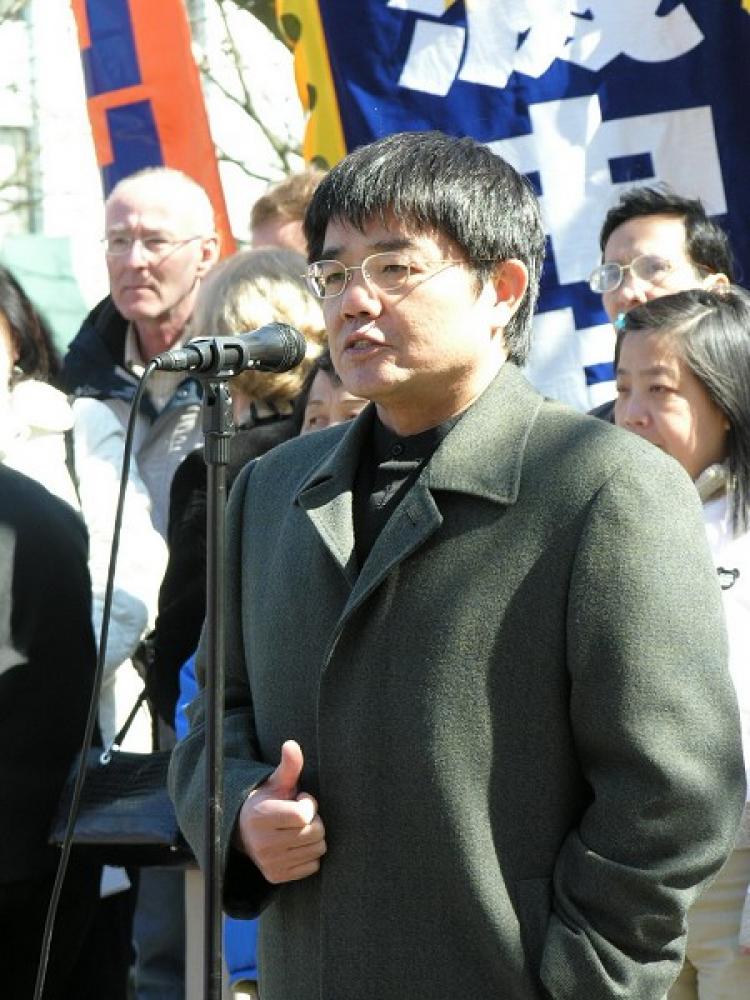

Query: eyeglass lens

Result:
[590,255,674,293]
[308,252,411,298]
[104,235,195,258]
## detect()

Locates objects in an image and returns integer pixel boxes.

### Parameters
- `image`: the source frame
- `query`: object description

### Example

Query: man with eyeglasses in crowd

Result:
[170,131,745,1000]
[61,167,220,1000]
[63,167,220,531]
[588,186,733,421]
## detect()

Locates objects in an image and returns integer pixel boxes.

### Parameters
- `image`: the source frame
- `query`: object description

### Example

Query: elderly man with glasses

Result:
[63,168,220,529]
[170,131,745,1000]
[588,186,733,421]
[60,167,220,1000]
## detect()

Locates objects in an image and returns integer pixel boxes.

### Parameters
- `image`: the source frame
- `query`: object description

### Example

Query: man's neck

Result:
[375,356,506,437]
[133,316,189,361]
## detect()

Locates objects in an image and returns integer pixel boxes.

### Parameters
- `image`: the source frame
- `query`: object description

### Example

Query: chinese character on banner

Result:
[279,0,750,409]
[71,0,235,256]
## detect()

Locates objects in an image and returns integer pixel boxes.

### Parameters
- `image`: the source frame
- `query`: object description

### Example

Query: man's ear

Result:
[197,234,220,276]
[702,270,730,291]
[489,259,528,329]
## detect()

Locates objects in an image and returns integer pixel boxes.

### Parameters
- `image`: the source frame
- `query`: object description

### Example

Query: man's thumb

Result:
[267,739,304,798]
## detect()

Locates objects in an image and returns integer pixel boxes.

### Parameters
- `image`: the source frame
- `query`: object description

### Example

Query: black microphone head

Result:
[252,322,308,372]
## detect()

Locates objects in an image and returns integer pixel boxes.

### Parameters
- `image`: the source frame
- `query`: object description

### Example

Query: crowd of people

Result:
[0,131,748,999]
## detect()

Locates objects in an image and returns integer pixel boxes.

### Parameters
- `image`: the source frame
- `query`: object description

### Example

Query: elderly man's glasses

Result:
[305,251,463,299]
[102,233,202,261]
[588,254,706,294]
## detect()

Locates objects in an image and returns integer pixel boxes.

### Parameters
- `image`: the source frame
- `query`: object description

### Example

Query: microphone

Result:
[151,322,307,375]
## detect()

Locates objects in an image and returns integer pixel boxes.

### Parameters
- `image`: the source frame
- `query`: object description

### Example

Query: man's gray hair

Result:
[106,167,216,235]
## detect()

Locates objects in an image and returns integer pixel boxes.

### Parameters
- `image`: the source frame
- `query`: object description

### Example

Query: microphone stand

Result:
[200,377,234,1000]
[158,330,304,997]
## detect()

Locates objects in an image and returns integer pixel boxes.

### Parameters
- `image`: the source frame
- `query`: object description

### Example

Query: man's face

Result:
[105,181,218,328]
[318,217,522,435]
[250,216,306,254]
[600,215,711,322]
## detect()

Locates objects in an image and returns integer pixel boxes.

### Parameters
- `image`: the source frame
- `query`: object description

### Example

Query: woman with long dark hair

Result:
[0,264,167,998]
[614,286,750,996]
[0,264,78,504]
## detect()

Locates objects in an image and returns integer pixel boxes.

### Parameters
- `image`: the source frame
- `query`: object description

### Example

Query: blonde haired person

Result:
[190,246,324,427]
[150,246,324,729]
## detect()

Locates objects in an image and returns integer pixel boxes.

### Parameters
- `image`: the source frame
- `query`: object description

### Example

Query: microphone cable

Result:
[33,361,160,1000]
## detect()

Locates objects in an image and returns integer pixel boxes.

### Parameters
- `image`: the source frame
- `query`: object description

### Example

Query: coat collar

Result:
[297,363,542,506]
[294,363,543,591]
[420,362,542,504]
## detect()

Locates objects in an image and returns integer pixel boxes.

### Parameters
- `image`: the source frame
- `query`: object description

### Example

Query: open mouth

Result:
[347,338,380,352]
[343,328,385,353]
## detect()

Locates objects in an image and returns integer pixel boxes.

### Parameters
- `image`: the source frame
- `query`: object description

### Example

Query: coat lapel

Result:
[344,479,443,617]
[424,362,543,504]
[295,408,374,587]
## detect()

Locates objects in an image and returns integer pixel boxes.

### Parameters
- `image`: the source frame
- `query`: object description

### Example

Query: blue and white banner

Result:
[282,1,750,409]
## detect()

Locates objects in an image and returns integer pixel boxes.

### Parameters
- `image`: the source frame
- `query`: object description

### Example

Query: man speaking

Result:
[171,132,745,999]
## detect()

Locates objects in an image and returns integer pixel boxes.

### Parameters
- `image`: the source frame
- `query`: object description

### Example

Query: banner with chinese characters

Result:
[70,0,234,254]
[279,1,750,409]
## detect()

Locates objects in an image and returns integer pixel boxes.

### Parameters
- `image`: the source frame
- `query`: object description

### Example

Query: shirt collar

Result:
[371,412,462,465]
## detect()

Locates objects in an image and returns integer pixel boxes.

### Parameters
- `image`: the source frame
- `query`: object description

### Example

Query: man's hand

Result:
[235,740,327,884]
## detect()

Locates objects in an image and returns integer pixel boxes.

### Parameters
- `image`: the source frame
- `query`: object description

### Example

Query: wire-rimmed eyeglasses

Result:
[102,233,202,261]
[588,254,705,294]
[304,251,464,299]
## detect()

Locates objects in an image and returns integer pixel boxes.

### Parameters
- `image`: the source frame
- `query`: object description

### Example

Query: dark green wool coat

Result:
[170,363,745,1000]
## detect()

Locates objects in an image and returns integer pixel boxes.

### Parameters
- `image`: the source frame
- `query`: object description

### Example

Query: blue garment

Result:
[177,655,258,984]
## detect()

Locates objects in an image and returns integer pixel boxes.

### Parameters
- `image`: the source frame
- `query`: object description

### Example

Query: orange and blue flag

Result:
[71,0,234,254]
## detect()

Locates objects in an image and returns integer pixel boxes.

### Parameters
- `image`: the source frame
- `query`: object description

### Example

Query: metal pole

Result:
[201,380,233,1000]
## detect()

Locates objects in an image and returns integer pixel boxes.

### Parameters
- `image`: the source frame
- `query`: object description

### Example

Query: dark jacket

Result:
[150,417,297,725]
[170,363,745,1000]
[61,296,135,405]
[62,296,203,535]
[0,465,97,882]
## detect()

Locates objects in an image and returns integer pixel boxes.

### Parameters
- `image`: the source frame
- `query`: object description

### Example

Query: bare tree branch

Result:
[213,145,277,184]
[194,0,301,183]
[222,0,282,45]
[0,0,32,20]
[212,0,298,171]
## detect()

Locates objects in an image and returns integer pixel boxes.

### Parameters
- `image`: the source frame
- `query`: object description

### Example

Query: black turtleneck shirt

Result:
[352,412,460,565]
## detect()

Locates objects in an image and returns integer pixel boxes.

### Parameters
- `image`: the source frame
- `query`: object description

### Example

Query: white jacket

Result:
[0,380,167,747]
[0,379,79,508]
[703,491,750,810]
[72,396,168,746]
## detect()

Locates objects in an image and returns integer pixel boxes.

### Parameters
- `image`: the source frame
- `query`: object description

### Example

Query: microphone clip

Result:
[152,337,265,377]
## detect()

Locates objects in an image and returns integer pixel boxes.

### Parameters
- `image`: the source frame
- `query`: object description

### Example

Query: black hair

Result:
[290,346,340,434]
[303,130,546,366]
[0,265,60,385]
[616,287,750,533]
[600,186,735,280]
[311,345,339,382]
